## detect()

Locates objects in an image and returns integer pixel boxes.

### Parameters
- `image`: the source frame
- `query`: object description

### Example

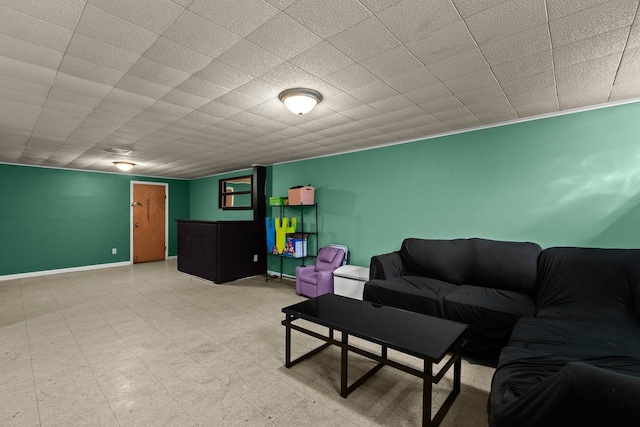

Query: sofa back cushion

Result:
[536,247,640,320]
[399,238,541,294]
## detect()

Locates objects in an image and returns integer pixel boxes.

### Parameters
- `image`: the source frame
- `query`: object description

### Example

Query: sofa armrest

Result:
[369,251,405,280]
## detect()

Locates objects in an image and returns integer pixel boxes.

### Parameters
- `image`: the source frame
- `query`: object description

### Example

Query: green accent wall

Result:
[0,164,189,276]
[269,101,640,273]
[189,169,254,221]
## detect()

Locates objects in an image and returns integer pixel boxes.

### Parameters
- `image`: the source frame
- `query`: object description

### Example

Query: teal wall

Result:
[4,102,640,278]
[269,102,640,272]
[189,169,254,221]
[0,164,189,276]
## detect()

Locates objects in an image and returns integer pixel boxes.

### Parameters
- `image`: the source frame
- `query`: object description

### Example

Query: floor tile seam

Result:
[271,396,353,426]
[42,280,123,427]
[18,280,43,427]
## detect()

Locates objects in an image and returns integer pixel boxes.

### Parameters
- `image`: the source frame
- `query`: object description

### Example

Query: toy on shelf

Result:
[274,217,296,254]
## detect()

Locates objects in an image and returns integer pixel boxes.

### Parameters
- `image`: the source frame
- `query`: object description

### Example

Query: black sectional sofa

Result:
[364,238,640,426]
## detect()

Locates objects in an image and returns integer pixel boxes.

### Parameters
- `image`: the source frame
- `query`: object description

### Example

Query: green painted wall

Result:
[189,169,254,221]
[0,164,189,276]
[269,102,640,273]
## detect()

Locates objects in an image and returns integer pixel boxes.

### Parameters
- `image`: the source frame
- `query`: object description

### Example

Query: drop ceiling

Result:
[1,0,639,179]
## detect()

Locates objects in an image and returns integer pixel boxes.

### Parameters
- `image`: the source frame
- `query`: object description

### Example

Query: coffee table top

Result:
[283,294,467,362]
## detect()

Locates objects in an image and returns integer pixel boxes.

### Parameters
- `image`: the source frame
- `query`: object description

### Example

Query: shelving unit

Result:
[267,203,318,280]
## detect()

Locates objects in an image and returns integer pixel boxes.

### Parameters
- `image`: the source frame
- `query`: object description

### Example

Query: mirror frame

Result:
[219,175,253,210]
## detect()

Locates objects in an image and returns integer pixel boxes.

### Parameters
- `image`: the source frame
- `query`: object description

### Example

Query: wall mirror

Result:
[219,175,253,210]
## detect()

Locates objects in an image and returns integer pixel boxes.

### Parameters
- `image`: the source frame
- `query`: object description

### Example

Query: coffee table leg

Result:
[423,360,432,427]
[341,332,349,398]
[285,313,292,368]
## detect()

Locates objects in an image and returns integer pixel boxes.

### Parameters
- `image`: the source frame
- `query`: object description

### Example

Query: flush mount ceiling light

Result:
[279,88,322,115]
[114,161,135,171]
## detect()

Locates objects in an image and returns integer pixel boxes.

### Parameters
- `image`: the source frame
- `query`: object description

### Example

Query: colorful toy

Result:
[275,217,296,254]
[265,217,275,253]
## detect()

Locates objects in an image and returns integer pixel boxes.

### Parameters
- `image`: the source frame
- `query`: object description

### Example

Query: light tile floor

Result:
[0,261,493,426]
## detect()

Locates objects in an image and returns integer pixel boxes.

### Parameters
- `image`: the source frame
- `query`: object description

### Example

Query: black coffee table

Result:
[282,294,468,427]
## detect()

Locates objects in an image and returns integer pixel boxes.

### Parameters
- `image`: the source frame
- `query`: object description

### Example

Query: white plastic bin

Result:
[333,265,370,300]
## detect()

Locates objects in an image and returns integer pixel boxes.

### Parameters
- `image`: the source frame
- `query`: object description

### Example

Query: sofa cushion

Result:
[536,247,640,321]
[443,286,535,355]
[399,238,541,294]
[363,276,456,317]
[489,316,640,426]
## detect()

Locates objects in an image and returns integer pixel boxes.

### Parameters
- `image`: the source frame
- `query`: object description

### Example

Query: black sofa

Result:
[364,238,542,359]
[488,247,640,426]
[364,239,640,425]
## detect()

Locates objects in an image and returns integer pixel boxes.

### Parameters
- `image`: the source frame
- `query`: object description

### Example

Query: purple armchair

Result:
[295,246,345,297]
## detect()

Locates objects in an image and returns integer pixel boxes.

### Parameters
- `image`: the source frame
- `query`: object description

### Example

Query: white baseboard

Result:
[267,269,295,280]
[167,256,177,260]
[0,261,131,282]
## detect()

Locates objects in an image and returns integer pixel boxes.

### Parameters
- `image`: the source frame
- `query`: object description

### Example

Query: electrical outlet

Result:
[112,248,117,255]
[253,254,258,262]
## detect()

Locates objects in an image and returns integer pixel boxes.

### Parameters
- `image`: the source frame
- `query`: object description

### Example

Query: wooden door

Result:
[133,183,166,263]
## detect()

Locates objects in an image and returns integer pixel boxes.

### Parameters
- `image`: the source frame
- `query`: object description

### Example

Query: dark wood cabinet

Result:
[177,220,266,284]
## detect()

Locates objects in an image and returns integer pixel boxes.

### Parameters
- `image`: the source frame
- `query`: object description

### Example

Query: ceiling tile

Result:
[466,96,512,114]
[492,50,553,83]
[369,94,414,113]
[53,72,112,99]
[0,74,51,97]
[360,46,422,81]
[628,21,640,49]
[284,0,371,38]
[404,83,452,104]
[556,51,622,105]
[464,0,547,45]
[443,68,498,94]
[58,55,126,86]
[456,84,506,105]
[143,36,213,74]
[451,0,508,18]
[553,27,629,69]
[549,0,637,47]
[48,87,102,109]
[612,47,640,93]
[350,80,398,103]
[2,0,85,31]
[501,70,556,97]
[161,88,210,109]
[247,12,322,60]
[163,10,241,58]
[377,0,461,43]
[383,66,440,94]
[76,5,159,55]
[115,74,172,99]
[88,0,184,34]
[66,33,141,73]
[290,41,354,78]
[214,91,263,110]
[480,24,551,66]
[128,57,190,87]
[329,16,400,62]
[507,84,558,107]
[189,0,279,37]
[198,101,242,119]
[0,33,63,70]
[322,63,378,91]
[433,106,473,122]
[358,0,402,13]
[441,114,482,130]
[427,48,489,81]
[265,0,297,9]
[0,5,73,52]
[176,76,229,99]
[419,96,463,115]
[235,78,280,101]
[104,88,157,110]
[475,108,517,124]
[0,86,46,106]
[0,56,57,86]
[546,0,610,20]
[217,39,284,77]
[195,60,253,89]
[405,20,477,65]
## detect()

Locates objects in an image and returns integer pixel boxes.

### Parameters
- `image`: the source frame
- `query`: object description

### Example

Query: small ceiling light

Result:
[114,161,135,171]
[279,88,322,115]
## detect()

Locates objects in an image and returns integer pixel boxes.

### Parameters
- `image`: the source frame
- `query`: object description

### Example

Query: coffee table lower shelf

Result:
[282,314,467,427]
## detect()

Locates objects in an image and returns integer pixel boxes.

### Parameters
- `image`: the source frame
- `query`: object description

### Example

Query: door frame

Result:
[130,181,169,264]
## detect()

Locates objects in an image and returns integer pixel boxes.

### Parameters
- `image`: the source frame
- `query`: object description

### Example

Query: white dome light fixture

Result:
[279,88,322,115]
[114,161,135,171]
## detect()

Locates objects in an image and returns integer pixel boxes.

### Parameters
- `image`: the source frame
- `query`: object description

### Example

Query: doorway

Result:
[131,182,168,263]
